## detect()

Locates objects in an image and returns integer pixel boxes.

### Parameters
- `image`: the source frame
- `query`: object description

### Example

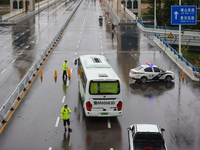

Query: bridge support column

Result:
[117,0,121,11]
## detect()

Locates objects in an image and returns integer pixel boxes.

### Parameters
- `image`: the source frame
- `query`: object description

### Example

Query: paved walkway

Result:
[105,0,136,25]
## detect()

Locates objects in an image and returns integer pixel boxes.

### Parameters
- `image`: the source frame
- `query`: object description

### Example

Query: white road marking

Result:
[48,147,52,150]
[20,52,23,55]
[101,52,103,55]
[75,52,77,55]
[80,32,82,34]
[62,96,66,103]
[100,40,102,43]
[79,36,81,38]
[3,46,6,49]
[100,36,101,38]
[1,69,6,74]
[12,59,16,63]
[77,45,79,48]
[55,117,60,127]
[101,46,103,49]
[107,118,111,128]
[110,148,113,150]
[78,40,80,43]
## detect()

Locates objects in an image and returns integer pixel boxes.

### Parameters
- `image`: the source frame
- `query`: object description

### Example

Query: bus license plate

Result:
[101,113,108,115]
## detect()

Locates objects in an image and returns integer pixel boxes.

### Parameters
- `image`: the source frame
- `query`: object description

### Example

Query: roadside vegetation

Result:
[175,44,200,67]
[142,0,200,30]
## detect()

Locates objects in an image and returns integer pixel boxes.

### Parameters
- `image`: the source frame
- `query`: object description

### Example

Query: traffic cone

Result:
[54,70,57,77]
[67,68,71,80]
[182,71,184,78]
[40,70,43,77]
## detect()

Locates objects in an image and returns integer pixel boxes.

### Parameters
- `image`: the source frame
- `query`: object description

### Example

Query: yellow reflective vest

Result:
[62,62,67,71]
[61,107,71,120]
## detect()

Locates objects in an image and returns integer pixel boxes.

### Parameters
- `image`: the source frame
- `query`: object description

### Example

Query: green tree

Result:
[0,0,10,5]
[142,0,162,26]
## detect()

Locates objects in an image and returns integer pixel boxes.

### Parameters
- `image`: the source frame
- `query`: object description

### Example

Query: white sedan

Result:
[129,63,175,83]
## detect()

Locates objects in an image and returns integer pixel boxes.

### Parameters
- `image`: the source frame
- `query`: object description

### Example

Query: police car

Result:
[129,63,175,83]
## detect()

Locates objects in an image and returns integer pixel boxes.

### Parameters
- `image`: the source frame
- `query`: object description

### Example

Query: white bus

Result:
[74,55,122,117]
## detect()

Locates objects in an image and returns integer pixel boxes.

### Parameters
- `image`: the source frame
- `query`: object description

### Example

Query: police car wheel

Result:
[165,76,172,82]
[141,77,147,84]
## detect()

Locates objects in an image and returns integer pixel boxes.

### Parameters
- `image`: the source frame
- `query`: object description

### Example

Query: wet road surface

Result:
[0,0,79,106]
[1,0,200,150]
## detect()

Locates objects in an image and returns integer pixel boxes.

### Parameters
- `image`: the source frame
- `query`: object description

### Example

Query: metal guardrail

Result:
[137,20,182,31]
[0,0,82,130]
[155,33,200,73]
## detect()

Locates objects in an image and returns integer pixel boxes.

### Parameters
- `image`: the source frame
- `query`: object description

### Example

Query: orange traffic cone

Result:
[67,68,71,79]
[54,70,57,77]
[40,70,43,77]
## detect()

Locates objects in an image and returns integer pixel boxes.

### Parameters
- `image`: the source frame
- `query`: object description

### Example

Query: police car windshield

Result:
[134,66,143,71]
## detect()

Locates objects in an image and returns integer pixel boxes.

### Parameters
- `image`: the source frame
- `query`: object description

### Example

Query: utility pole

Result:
[179,0,182,55]
[154,0,156,28]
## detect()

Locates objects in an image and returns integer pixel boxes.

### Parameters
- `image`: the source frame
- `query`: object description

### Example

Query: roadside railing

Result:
[0,0,82,131]
[154,33,200,80]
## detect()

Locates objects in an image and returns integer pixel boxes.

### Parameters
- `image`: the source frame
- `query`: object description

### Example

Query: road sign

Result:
[171,5,197,25]
[168,33,173,38]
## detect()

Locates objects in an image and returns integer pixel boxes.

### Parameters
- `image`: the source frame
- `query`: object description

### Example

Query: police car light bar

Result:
[146,62,153,67]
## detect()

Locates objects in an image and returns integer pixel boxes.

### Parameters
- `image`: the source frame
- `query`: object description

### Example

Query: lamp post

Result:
[154,0,156,28]
[179,0,182,55]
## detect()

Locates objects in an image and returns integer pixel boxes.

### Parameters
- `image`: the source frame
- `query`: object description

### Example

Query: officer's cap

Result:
[64,104,68,107]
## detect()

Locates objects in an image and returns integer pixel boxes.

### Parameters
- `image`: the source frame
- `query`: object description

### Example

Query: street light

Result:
[154,0,156,28]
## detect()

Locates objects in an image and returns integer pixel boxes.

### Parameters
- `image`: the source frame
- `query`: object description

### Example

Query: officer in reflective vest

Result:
[61,104,72,132]
[62,60,68,80]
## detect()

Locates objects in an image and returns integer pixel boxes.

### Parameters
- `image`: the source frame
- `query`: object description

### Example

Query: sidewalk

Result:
[105,0,136,25]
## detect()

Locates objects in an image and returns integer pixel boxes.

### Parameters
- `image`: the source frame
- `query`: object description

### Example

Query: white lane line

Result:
[107,118,111,128]
[101,52,103,55]
[101,46,103,49]
[55,117,60,127]
[1,69,6,74]
[12,59,16,63]
[3,46,6,49]
[80,32,82,34]
[79,36,81,38]
[100,40,102,43]
[78,40,80,43]
[19,52,23,55]
[75,52,77,55]
[100,36,101,38]
[62,96,66,103]
[48,147,52,150]
[77,45,79,48]
[110,148,113,150]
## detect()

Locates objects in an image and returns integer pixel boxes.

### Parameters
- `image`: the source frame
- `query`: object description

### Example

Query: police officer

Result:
[62,60,68,80]
[61,104,72,132]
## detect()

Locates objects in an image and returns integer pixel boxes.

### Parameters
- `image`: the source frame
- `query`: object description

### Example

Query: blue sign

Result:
[171,5,197,25]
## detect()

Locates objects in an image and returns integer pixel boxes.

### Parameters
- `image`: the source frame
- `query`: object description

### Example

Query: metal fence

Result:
[155,33,200,74]
[0,0,82,130]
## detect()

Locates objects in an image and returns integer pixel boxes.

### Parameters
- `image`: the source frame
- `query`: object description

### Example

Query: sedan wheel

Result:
[141,77,147,84]
[165,76,172,82]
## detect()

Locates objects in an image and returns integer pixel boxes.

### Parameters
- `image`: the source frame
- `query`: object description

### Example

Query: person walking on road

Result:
[62,60,68,80]
[61,104,72,132]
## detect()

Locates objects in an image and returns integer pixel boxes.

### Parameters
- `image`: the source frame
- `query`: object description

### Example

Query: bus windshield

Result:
[89,81,120,95]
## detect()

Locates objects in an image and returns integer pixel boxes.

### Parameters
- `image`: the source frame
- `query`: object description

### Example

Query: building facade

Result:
[125,0,141,17]
[10,0,35,12]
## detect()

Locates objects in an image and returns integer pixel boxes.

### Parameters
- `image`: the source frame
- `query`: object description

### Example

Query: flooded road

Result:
[0,0,200,150]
